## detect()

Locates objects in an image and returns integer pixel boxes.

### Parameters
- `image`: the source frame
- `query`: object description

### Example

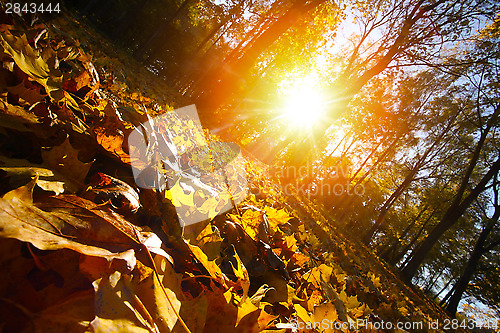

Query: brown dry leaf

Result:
[94,126,131,164]
[41,137,92,192]
[177,294,208,333]
[0,32,50,81]
[203,289,238,333]
[50,103,89,134]
[2,175,37,203]
[0,194,154,267]
[6,80,46,105]
[0,97,40,131]
[90,271,159,333]
[23,290,95,333]
[0,155,78,195]
[83,173,141,214]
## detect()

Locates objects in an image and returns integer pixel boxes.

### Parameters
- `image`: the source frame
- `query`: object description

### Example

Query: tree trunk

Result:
[363,114,455,244]
[396,209,435,267]
[445,223,493,314]
[380,205,428,261]
[446,197,500,314]
[401,156,500,281]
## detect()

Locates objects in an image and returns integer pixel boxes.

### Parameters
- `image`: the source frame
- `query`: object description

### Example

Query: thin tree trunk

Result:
[363,113,456,244]
[395,209,436,267]
[436,276,455,300]
[446,197,500,314]
[446,223,493,314]
[380,205,428,261]
[401,156,500,281]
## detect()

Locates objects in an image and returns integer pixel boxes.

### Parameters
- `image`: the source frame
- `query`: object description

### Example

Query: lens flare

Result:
[280,75,326,128]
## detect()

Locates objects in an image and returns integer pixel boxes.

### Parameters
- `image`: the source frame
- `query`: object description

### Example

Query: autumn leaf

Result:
[0,32,50,81]
[312,303,338,333]
[6,80,46,105]
[368,272,382,289]
[265,208,292,233]
[230,209,262,241]
[41,137,93,192]
[0,155,73,195]
[187,241,229,287]
[339,290,361,309]
[2,174,37,203]
[294,304,313,325]
[94,126,132,164]
[230,246,251,301]
[303,264,333,288]
[0,97,40,131]
[0,195,166,267]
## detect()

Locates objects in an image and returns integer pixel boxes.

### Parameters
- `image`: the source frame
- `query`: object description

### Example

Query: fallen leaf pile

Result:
[0,10,462,333]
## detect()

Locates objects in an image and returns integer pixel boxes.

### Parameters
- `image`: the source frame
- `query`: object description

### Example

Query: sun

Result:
[280,75,326,128]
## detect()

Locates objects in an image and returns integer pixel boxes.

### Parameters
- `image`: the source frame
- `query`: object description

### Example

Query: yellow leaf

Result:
[283,235,298,252]
[236,299,259,327]
[307,290,323,312]
[312,303,338,332]
[230,247,250,302]
[303,264,333,288]
[398,306,409,316]
[265,208,292,232]
[170,180,194,207]
[294,304,312,324]
[233,209,262,241]
[339,291,361,309]
[187,242,227,287]
[368,272,382,288]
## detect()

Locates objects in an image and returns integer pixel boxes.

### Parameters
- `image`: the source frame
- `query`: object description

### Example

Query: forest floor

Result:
[0,9,470,333]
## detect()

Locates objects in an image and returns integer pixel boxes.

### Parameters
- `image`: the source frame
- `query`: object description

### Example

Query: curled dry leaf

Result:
[83,172,141,214]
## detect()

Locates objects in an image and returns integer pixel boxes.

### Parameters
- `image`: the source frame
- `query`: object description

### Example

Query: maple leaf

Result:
[303,264,333,288]
[368,272,382,289]
[265,207,292,233]
[186,241,229,287]
[229,209,262,241]
[41,137,92,192]
[339,290,361,309]
[312,303,338,332]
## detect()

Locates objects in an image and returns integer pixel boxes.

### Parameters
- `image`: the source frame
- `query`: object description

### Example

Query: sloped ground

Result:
[0,9,465,333]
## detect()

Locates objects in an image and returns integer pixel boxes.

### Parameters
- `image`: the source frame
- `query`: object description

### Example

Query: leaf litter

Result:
[0,10,462,333]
